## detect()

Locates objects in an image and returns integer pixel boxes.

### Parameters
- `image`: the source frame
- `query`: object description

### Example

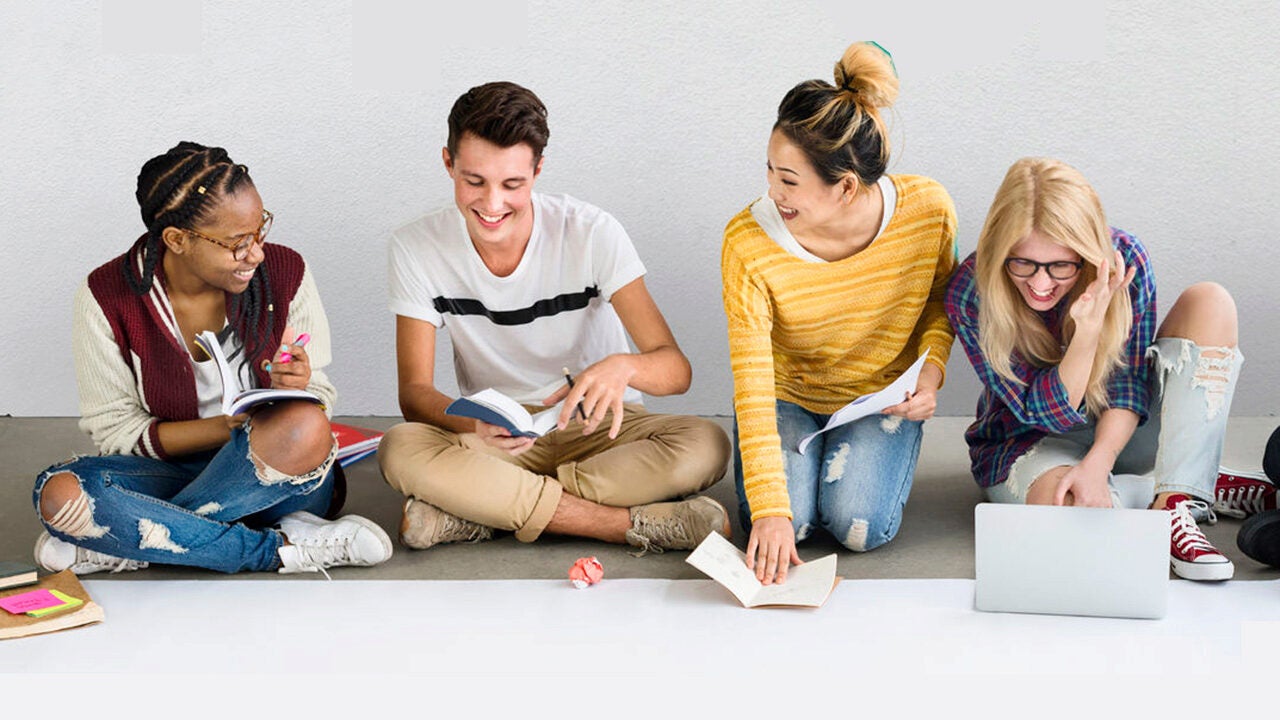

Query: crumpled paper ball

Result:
[568,556,604,589]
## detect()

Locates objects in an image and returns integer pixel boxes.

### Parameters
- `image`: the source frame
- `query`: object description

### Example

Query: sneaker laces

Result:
[626,535,659,558]
[1170,500,1220,556]
[289,537,368,581]
[1214,485,1272,519]
[439,513,490,544]
[77,548,146,574]
[626,514,684,558]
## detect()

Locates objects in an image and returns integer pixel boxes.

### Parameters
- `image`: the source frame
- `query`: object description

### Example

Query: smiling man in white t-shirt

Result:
[379,81,731,555]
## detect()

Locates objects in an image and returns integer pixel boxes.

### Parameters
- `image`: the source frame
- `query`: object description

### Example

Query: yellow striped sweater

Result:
[721,174,958,521]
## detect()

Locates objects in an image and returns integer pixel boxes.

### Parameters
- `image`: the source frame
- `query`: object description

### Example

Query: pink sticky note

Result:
[0,588,64,615]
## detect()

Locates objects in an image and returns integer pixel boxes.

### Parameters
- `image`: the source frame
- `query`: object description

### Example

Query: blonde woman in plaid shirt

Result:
[945,157,1250,581]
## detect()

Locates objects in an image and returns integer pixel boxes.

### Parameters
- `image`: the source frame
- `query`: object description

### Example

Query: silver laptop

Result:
[974,503,1168,619]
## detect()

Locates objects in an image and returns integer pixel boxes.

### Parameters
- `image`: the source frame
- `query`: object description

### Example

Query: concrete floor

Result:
[2,415,1277,582]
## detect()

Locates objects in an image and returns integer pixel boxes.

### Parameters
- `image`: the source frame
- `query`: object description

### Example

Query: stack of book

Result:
[332,422,384,467]
[0,561,37,591]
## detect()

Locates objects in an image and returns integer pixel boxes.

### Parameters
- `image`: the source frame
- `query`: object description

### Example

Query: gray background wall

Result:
[2,1,1276,418]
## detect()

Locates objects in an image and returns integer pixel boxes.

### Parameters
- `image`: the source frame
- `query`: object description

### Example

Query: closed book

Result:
[0,570,104,640]
[331,422,384,460]
[0,561,38,591]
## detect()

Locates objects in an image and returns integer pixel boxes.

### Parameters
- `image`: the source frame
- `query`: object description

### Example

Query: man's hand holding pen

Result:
[543,355,637,439]
[561,367,588,422]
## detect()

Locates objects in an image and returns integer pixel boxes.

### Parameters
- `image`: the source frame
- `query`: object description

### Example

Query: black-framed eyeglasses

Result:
[184,210,273,262]
[1004,256,1083,280]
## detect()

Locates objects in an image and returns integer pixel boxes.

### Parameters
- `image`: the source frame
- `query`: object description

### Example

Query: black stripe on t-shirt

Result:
[432,286,600,326]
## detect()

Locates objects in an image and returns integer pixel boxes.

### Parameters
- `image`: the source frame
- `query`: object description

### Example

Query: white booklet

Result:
[193,330,321,416]
[445,388,564,438]
[796,350,930,455]
[685,532,840,608]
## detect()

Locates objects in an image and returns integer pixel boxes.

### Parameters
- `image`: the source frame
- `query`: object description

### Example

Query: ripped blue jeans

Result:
[989,337,1243,508]
[733,400,924,552]
[32,424,336,573]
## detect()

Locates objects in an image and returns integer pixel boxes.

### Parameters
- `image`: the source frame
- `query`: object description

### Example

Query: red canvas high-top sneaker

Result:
[1164,494,1233,581]
[1214,468,1277,519]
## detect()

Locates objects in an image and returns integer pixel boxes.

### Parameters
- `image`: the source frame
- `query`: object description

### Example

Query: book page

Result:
[797,350,930,454]
[747,554,838,607]
[193,331,320,415]
[227,388,322,416]
[685,532,766,607]
[686,532,839,608]
[529,404,565,436]
[194,330,240,415]
[465,389,535,431]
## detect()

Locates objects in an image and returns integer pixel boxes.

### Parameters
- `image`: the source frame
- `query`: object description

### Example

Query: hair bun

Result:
[833,41,899,109]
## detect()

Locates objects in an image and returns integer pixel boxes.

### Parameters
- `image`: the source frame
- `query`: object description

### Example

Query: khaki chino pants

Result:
[378,404,730,542]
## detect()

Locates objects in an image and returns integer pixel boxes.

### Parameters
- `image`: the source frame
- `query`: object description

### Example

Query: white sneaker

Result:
[34,531,148,575]
[276,512,393,577]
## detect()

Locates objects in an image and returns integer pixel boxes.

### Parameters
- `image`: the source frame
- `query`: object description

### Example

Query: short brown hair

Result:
[446,81,549,161]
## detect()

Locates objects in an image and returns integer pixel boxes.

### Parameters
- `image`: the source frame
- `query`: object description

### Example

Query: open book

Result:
[194,330,322,416]
[685,532,840,608]
[445,389,564,438]
[796,350,931,455]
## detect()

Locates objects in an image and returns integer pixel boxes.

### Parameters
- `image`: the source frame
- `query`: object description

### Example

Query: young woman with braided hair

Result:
[32,141,392,576]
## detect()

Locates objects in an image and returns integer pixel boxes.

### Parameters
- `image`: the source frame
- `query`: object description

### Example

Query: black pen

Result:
[562,367,587,422]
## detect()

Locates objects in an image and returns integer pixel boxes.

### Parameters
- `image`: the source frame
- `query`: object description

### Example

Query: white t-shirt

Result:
[388,193,646,405]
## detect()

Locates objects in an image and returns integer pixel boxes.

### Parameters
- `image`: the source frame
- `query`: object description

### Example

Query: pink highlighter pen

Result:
[278,333,311,364]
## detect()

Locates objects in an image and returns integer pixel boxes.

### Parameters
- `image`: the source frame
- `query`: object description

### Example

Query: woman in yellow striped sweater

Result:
[721,41,958,584]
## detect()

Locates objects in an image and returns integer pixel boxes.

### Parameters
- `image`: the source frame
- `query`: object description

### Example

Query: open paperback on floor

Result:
[685,531,840,608]
[796,350,930,455]
[194,330,322,416]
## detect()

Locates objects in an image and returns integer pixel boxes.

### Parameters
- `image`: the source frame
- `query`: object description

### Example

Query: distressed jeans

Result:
[733,400,924,552]
[989,337,1244,508]
[32,424,336,573]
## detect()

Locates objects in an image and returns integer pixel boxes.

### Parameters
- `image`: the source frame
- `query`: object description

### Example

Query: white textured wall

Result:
[2,1,1277,418]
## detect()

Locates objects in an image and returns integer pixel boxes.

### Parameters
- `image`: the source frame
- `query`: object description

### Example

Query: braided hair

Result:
[128,141,275,379]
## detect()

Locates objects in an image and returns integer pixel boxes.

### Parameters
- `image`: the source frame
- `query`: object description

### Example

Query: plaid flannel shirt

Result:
[944,228,1156,488]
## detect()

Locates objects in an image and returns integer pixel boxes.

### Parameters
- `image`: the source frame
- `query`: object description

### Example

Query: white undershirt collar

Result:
[751,175,897,263]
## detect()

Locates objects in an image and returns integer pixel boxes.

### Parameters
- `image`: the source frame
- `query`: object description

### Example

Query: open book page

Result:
[685,532,839,608]
[446,389,564,438]
[528,406,561,436]
[194,330,241,414]
[225,388,322,416]
[796,350,931,455]
[194,330,320,415]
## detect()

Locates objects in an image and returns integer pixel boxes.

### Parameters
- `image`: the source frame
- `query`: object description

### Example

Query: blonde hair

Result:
[974,157,1132,417]
[775,41,900,186]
